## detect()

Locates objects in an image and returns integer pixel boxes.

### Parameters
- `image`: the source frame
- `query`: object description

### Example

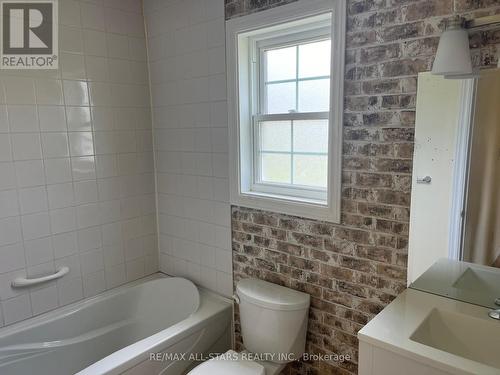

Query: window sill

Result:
[232,189,339,223]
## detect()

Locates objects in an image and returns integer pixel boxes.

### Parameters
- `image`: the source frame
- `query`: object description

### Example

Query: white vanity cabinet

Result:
[359,341,454,375]
[358,289,500,375]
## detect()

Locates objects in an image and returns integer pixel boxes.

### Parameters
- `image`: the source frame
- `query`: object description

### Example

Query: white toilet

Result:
[189,278,310,375]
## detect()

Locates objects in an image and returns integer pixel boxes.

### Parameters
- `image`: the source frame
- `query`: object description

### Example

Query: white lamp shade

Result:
[432,28,472,76]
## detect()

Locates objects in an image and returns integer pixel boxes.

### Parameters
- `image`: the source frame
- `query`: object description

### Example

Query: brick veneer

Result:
[226,1,500,374]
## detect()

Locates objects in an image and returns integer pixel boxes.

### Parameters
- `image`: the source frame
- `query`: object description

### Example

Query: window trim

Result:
[226,0,346,223]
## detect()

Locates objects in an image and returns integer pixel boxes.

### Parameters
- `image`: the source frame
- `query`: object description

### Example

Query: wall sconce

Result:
[432,17,472,77]
[432,14,500,79]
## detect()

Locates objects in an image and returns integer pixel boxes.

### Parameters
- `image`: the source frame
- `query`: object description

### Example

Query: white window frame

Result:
[226,0,346,223]
[252,28,331,201]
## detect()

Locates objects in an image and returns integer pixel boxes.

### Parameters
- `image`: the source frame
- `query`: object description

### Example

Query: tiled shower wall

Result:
[227,0,500,374]
[144,0,233,297]
[0,0,157,327]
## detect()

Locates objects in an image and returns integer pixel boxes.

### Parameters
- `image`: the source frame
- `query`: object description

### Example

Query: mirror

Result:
[408,69,500,309]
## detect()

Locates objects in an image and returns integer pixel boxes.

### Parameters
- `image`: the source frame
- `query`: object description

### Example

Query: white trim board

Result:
[448,78,477,261]
[225,0,346,222]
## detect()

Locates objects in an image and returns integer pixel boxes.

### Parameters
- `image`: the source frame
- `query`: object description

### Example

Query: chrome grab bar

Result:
[11,267,69,288]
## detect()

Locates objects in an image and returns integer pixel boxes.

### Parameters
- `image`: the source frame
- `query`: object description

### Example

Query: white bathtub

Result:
[0,274,232,375]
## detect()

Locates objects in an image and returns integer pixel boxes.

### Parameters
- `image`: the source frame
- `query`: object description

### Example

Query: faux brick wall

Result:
[227,1,500,374]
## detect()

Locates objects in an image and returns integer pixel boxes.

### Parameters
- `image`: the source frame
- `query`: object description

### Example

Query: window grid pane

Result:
[266,46,296,82]
[293,154,328,188]
[258,119,328,189]
[263,38,331,115]
[299,40,331,78]
[261,153,292,184]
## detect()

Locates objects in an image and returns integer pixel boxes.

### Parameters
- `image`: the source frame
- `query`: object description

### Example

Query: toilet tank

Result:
[236,279,310,364]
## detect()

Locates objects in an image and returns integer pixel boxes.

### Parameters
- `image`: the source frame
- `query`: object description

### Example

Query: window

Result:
[227,0,345,222]
[254,34,331,200]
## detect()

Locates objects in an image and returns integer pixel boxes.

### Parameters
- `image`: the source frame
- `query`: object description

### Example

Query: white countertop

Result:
[358,289,500,375]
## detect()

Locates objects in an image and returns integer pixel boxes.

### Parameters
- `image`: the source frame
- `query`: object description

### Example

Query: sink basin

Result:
[410,308,500,369]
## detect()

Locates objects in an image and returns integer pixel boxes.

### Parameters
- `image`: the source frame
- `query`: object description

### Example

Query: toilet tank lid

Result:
[236,279,310,311]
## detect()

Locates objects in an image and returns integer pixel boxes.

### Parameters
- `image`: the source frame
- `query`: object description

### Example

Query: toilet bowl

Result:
[188,279,310,375]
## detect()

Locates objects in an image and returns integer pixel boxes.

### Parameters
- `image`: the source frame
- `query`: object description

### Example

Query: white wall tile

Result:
[11,133,42,161]
[47,183,75,209]
[35,80,64,105]
[0,190,19,218]
[60,0,82,27]
[8,105,39,132]
[24,237,54,266]
[71,156,96,181]
[50,207,77,234]
[80,249,104,275]
[0,106,9,133]
[81,2,105,31]
[83,270,106,297]
[0,269,26,301]
[107,34,130,59]
[15,160,45,187]
[69,132,94,156]
[85,56,109,81]
[61,53,87,80]
[126,258,145,281]
[3,77,36,104]
[78,226,102,252]
[41,133,70,158]
[83,30,108,56]
[30,285,59,315]
[21,212,51,240]
[105,263,126,288]
[19,187,48,214]
[66,107,92,132]
[56,254,81,279]
[53,232,79,259]
[2,294,32,325]
[60,26,84,54]
[44,158,73,184]
[38,106,67,132]
[0,242,24,272]
[145,0,230,296]
[216,271,232,296]
[57,277,83,306]
[63,80,89,106]
[0,162,16,191]
[74,180,98,204]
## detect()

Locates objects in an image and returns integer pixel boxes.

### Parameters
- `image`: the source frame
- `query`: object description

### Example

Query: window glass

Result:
[293,120,328,153]
[261,153,291,184]
[263,38,331,114]
[257,35,331,192]
[261,121,291,152]
[298,40,331,78]
[266,82,296,114]
[266,46,296,82]
[293,154,328,188]
[298,78,330,112]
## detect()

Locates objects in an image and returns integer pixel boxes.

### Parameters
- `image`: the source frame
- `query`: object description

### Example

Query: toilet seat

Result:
[187,350,265,375]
